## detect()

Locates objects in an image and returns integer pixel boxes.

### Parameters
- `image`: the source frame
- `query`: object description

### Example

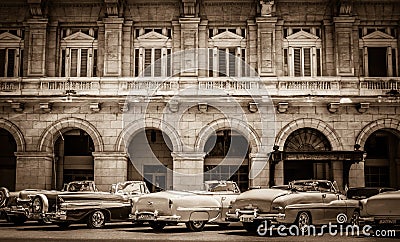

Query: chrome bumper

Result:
[226,210,285,223]
[129,211,181,222]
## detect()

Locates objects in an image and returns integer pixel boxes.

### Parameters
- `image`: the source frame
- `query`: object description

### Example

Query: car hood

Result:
[233,189,290,212]
[362,190,400,216]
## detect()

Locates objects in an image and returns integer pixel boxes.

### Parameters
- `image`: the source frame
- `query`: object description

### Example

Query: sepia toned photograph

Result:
[0,0,399,241]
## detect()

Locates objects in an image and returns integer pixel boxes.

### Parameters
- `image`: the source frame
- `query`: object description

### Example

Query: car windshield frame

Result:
[289,180,336,193]
[116,181,148,195]
[202,181,240,193]
[66,181,96,192]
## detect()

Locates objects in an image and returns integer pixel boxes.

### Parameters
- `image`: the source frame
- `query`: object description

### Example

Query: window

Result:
[283,29,322,77]
[59,28,98,77]
[133,28,172,77]
[0,30,24,77]
[358,27,398,77]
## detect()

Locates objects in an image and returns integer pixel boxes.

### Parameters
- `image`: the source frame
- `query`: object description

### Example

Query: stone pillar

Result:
[179,17,200,76]
[349,161,365,187]
[92,152,128,191]
[256,17,278,76]
[15,152,53,190]
[172,152,205,191]
[103,17,124,77]
[332,160,344,190]
[25,18,48,77]
[334,16,356,76]
[47,21,58,77]
[122,20,132,77]
[323,20,335,76]
[198,20,208,77]
[249,153,269,187]
[247,20,257,72]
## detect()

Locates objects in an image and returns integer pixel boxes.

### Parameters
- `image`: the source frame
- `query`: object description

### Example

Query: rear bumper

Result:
[225,210,285,223]
[129,212,181,222]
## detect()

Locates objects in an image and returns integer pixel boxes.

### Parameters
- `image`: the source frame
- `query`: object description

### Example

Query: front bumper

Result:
[226,209,285,223]
[45,211,68,221]
[129,211,181,222]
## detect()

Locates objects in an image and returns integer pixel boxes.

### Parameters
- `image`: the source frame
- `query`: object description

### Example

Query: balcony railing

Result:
[0,76,399,97]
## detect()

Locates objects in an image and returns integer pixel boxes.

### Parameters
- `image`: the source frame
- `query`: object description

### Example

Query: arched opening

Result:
[283,128,332,184]
[127,129,173,192]
[53,129,95,190]
[364,129,400,188]
[203,129,250,192]
[0,128,17,191]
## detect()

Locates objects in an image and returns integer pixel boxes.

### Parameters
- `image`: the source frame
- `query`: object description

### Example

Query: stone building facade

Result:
[0,0,399,192]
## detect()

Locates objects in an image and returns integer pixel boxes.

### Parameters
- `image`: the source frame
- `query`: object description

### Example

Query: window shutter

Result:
[154,49,161,77]
[70,49,78,77]
[7,49,15,77]
[208,48,214,77]
[167,49,172,77]
[61,49,66,77]
[228,48,236,76]
[294,48,301,77]
[93,49,97,77]
[218,49,226,77]
[0,49,5,77]
[304,48,311,76]
[144,49,151,77]
[80,49,88,77]
[134,49,139,77]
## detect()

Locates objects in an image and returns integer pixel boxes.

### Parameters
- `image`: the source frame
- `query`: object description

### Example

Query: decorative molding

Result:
[40,102,52,113]
[260,0,275,16]
[90,102,101,112]
[277,102,289,113]
[248,102,258,113]
[357,103,370,114]
[104,0,120,17]
[168,100,179,113]
[11,102,24,112]
[28,0,44,17]
[198,103,208,113]
[327,102,340,113]
[119,102,128,112]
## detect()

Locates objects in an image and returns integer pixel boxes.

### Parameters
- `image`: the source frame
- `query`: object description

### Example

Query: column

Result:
[179,17,200,76]
[172,152,205,191]
[14,152,53,190]
[92,152,128,191]
[349,161,365,187]
[47,21,58,76]
[25,18,48,77]
[102,17,124,77]
[256,17,278,76]
[334,16,356,76]
[122,20,133,77]
[249,152,270,187]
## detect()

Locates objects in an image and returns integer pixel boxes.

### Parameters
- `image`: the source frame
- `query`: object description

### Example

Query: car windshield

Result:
[67,181,94,192]
[116,182,143,194]
[203,181,239,193]
[290,181,334,192]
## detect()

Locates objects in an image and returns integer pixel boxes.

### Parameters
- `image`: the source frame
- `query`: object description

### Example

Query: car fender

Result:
[189,211,209,221]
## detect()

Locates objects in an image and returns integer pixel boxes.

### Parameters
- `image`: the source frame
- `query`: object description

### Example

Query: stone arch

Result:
[0,118,25,152]
[195,118,261,153]
[275,118,342,151]
[38,117,104,152]
[356,118,400,149]
[116,117,183,153]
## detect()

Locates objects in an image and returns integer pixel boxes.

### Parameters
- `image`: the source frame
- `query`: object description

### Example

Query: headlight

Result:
[272,206,284,213]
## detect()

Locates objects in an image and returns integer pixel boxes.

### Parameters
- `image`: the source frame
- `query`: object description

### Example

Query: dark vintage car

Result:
[359,190,400,227]
[0,180,98,225]
[130,181,240,232]
[226,180,360,233]
[35,181,150,229]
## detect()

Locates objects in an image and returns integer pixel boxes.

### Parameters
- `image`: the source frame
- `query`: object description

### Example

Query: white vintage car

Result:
[130,180,240,232]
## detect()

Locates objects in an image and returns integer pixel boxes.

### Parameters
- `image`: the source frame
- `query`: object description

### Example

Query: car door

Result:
[323,192,347,224]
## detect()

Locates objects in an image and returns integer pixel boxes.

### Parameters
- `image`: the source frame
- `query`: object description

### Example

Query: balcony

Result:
[0,76,399,98]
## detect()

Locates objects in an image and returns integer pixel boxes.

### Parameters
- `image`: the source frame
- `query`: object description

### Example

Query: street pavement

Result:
[0,220,398,242]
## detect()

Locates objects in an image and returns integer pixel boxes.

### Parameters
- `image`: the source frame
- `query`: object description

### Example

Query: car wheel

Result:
[8,215,27,226]
[56,222,71,229]
[350,210,360,226]
[0,187,10,208]
[149,221,166,231]
[186,220,206,232]
[31,195,49,214]
[242,222,260,234]
[297,211,311,233]
[87,210,106,229]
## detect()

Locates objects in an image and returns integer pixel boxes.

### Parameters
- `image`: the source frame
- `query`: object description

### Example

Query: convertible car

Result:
[0,180,99,225]
[37,181,150,229]
[359,190,400,227]
[130,180,240,232]
[226,180,360,233]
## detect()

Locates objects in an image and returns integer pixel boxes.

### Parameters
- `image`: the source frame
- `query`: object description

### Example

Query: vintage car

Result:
[34,181,149,229]
[0,180,98,225]
[226,180,360,233]
[359,190,400,227]
[130,181,240,232]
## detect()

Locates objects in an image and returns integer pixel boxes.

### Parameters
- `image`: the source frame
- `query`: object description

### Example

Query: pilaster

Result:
[14,152,53,190]
[25,18,48,77]
[102,17,124,77]
[249,152,269,187]
[92,151,128,191]
[334,16,356,76]
[179,18,200,76]
[256,17,278,76]
[172,151,205,190]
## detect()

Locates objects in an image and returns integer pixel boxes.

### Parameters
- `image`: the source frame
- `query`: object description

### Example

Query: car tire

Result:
[87,210,106,229]
[296,211,311,233]
[8,215,27,226]
[0,187,10,208]
[186,220,206,232]
[242,222,260,234]
[56,222,71,229]
[149,221,166,231]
